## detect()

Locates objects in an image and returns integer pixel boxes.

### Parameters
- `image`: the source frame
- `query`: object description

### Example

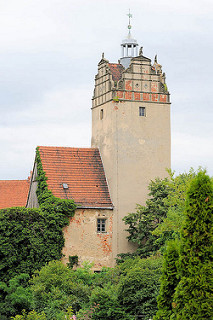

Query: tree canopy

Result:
[154,170,213,319]
[121,170,196,261]
[172,171,213,319]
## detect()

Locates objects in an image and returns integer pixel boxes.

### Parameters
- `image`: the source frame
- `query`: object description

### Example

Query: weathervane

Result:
[127,9,132,33]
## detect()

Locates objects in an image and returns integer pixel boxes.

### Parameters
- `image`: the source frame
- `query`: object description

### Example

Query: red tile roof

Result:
[38,146,113,208]
[0,180,30,209]
[108,63,124,82]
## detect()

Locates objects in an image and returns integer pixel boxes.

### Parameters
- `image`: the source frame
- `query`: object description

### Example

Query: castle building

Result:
[1,15,171,269]
[91,17,170,261]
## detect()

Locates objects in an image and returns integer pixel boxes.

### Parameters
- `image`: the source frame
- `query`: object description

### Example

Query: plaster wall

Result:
[91,98,170,261]
[62,208,113,269]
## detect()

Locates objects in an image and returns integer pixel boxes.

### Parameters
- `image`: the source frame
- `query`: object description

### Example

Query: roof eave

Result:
[76,205,114,210]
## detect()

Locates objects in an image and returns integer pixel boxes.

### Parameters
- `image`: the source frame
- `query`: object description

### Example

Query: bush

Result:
[118,256,162,320]
[11,310,47,320]
[30,261,90,318]
[0,273,32,318]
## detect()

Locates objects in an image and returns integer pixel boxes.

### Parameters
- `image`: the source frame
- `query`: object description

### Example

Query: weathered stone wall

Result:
[26,163,39,208]
[62,208,113,269]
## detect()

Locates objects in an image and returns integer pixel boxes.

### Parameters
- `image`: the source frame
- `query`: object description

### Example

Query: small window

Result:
[139,106,146,117]
[97,218,106,233]
[100,109,103,120]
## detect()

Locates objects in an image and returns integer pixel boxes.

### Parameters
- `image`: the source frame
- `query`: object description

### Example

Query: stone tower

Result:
[91,15,171,261]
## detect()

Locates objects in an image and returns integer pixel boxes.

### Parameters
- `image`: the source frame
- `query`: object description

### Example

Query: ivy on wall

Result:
[0,147,76,282]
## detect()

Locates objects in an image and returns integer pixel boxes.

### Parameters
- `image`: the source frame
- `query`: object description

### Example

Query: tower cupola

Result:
[120,10,138,68]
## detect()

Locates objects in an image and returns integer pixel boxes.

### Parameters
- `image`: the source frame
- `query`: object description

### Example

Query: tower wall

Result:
[91,55,171,261]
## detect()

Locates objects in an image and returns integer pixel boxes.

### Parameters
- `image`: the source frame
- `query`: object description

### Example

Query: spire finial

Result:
[102,52,105,59]
[127,9,132,34]
[154,54,158,63]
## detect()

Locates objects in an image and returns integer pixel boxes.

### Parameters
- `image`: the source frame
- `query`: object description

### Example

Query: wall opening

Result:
[139,106,146,117]
[97,218,106,233]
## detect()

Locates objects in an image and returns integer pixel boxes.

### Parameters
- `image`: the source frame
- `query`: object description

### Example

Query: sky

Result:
[0,0,212,180]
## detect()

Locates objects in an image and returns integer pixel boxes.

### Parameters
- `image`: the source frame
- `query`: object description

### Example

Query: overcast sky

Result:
[0,0,212,180]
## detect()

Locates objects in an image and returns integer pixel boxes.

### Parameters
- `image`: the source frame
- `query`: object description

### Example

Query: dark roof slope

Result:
[108,63,124,81]
[0,180,30,209]
[38,146,113,208]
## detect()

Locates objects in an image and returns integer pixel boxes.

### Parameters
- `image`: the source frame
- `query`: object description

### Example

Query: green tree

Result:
[121,170,196,262]
[153,170,195,241]
[83,285,132,320]
[172,171,213,319]
[0,273,32,319]
[30,260,90,319]
[122,177,171,259]
[117,256,162,320]
[153,240,180,320]
[77,256,161,320]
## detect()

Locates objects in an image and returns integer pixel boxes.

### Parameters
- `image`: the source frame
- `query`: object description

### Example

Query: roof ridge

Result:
[38,146,98,150]
[0,180,29,182]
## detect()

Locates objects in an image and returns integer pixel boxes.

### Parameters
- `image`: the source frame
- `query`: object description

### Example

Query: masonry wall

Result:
[26,163,39,208]
[91,57,171,261]
[62,208,113,269]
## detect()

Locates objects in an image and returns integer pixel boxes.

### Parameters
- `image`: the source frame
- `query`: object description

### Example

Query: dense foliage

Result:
[172,171,213,319]
[12,310,47,320]
[31,260,90,318]
[117,256,162,319]
[153,170,195,240]
[120,177,171,260]
[0,273,32,320]
[10,256,162,320]
[2,166,212,320]
[154,170,213,319]
[0,147,76,319]
[121,170,196,261]
[153,240,180,320]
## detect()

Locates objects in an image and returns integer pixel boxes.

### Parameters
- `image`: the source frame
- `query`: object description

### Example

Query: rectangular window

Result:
[139,106,146,117]
[100,109,103,120]
[97,218,106,233]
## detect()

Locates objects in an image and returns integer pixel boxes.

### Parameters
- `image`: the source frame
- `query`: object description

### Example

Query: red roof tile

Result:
[0,180,30,209]
[108,63,124,82]
[38,146,113,208]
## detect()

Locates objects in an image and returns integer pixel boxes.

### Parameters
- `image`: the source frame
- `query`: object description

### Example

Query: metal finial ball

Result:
[128,24,132,29]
